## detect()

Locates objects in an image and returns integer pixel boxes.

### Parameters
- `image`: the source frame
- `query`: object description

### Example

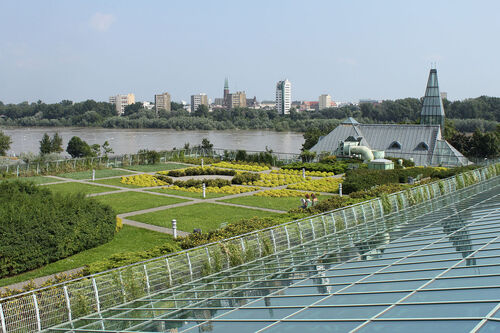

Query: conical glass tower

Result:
[420,68,445,129]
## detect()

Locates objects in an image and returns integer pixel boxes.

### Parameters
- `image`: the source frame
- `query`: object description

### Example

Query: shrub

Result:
[231,172,261,184]
[160,167,236,177]
[281,162,346,174]
[0,181,116,278]
[173,178,231,188]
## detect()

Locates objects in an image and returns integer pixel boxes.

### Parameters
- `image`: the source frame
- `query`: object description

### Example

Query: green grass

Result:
[220,194,332,211]
[129,203,280,232]
[93,191,191,214]
[57,168,134,180]
[44,182,119,195]
[0,225,175,287]
[123,163,187,172]
[1,176,62,184]
[147,187,230,199]
[92,177,144,188]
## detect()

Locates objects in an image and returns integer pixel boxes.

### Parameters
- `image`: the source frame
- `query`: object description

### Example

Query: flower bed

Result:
[254,189,319,197]
[212,161,270,172]
[120,174,169,187]
[167,185,259,194]
[288,177,343,193]
[270,169,334,177]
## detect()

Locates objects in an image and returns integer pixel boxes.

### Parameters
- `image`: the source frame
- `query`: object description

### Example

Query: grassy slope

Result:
[129,203,280,232]
[0,225,174,287]
[57,169,135,180]
[94,191,191,214]
[44,182,119,195]
[123,163,188,172]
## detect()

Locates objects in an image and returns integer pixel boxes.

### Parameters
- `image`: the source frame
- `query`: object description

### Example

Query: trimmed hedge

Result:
[342,165,479,193]
[231,172,260,184]
[164,167,236,177]
[173,178,231,188]
[0,181,116,278]
[281,162,347,174]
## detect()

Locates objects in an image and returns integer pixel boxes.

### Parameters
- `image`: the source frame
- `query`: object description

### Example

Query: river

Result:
[1,127,304,156]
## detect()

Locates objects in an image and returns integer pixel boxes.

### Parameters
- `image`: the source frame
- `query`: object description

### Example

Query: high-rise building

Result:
[109,93,135,115]
[154,92,171,114]
[319,94,332,110]
[229,91,246,108]
[223,77,230,108]
[191,93,208,113]
[276,79,292,114]
[421,68,445,129]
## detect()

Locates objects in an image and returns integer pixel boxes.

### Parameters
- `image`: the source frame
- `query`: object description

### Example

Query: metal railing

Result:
[0,163,498,332]
[0,148,301,178]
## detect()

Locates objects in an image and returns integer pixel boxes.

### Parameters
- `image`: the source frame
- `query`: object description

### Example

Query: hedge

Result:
[342,165,479,193]
[163,167,236,177]
[0,181,116,278]
[281,162,348,174]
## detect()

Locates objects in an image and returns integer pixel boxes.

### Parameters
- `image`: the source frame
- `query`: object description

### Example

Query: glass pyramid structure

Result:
[421,68,446,129]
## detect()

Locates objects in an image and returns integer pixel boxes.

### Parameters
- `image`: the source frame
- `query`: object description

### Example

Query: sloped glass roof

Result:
[48,178,500,333]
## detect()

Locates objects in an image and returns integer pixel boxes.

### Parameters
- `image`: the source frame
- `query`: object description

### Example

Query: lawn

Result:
[1,176,62,184]
[57,168,135,180]
[0,225,175,287]
[92,177,144,188]
[219,194,332,211]
[44,182,119,195]
[94,191,191,214]
[129,203,280,233]
[123,163,188,172]
[148,187,230,199]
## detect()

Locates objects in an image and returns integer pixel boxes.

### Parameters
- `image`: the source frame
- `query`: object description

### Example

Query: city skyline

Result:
[1,0,499,104]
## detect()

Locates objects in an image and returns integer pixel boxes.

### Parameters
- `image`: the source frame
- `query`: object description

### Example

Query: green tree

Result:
[102,141,114,158]
[66,136,92,158]
[91,144,101,157]
[0,131,12,156]
[39,133,52,155]
[51,133,64,153]
[201,138,213,150]
[194,104,209,117]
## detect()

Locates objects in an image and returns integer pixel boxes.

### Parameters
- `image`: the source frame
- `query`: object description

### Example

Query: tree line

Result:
[0,96,498,132]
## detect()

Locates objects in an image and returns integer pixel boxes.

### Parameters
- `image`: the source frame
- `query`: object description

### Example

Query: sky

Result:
[1,0,499,104]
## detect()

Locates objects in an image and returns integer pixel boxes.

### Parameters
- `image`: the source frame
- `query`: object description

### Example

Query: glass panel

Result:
[357,320,480,333]
[317,292,409,305]
[425,276,500,289]
[404,288,500,302]
[344,280,425,293]
[263,321,362,332]
[380,302,496,318]
[219,308,298,320]
[365,269,444,282]
[291,305,387,319]
[244,295,324,307]
[479,320,500,332]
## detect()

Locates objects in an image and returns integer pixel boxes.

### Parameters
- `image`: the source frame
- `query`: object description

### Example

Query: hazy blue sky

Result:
[1,0,499,104]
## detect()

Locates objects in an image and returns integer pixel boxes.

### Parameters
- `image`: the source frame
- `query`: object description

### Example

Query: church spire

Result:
[420,68,445,129]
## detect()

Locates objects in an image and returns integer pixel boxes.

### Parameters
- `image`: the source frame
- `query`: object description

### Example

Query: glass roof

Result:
[48,179,500,332]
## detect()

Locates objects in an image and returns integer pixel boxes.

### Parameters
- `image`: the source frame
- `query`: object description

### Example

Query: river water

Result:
[1,127,304,156]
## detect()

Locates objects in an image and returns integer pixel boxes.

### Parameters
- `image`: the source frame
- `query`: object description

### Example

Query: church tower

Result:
[420,68,445,129]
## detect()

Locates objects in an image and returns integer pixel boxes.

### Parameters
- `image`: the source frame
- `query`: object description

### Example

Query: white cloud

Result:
[89,12,116,32]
